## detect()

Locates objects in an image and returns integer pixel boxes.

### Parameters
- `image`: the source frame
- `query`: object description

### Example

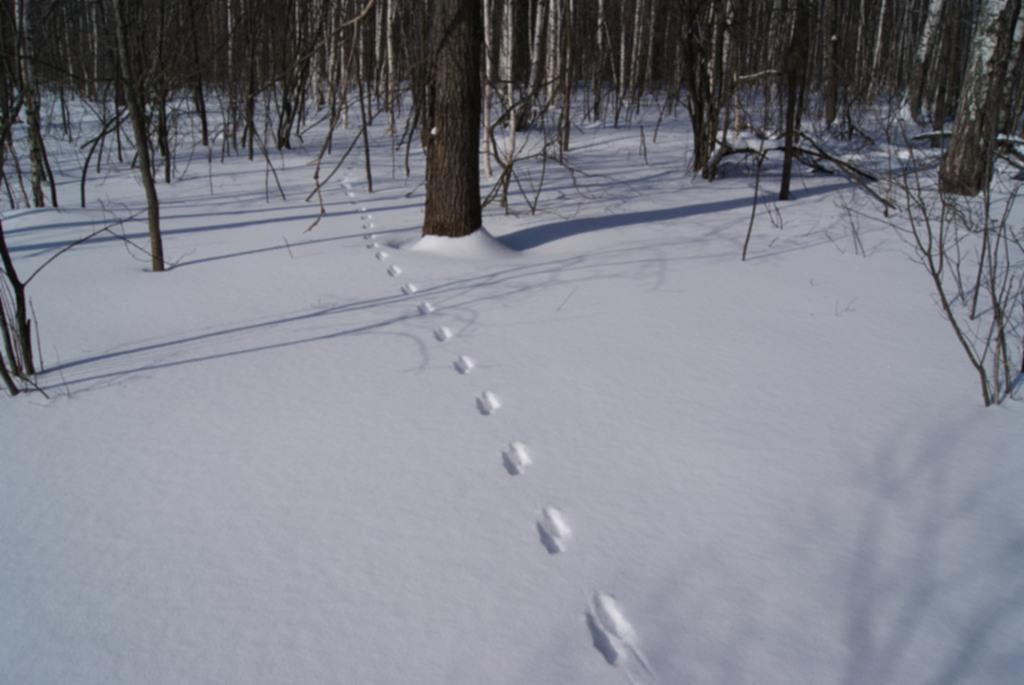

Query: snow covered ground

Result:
[2,105,1023,684]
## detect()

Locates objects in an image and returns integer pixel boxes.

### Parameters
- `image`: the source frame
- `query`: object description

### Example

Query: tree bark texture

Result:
[422,0,482,237]
[939,0,1022,196]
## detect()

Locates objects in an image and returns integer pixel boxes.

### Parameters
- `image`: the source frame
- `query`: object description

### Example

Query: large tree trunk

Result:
[422,0,482,237]
[939,0,1022,196]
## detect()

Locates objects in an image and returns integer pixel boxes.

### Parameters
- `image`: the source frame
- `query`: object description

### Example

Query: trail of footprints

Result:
[346,180,649,679]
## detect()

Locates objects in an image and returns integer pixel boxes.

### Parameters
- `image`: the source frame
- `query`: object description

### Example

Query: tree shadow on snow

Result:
[614,417,1024,684]
[498,181,851,250]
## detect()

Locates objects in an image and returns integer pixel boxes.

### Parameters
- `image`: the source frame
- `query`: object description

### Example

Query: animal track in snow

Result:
[419,302,436,315]
[433,325,452,341]
[401,283,419,295]
[586,593,653,678]
[375,251,389,261]
[366,241,380,249]
[453,355,475,375]
[476,391,501,415]
[537,506,571,553]
[387,264,402,277]
[502,441,531,475]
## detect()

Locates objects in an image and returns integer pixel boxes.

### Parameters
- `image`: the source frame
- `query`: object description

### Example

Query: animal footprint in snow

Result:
[537,506,571,553]
[586,593,653,677]
[401,283,419,295]
[419,302,436,316]
[375,251,389,261]
[433,325,451,341]
[453,355,475,375]
[476,391,501,415]
[502,441,531,475]
[387,264,402,277]
[366,241,380,249]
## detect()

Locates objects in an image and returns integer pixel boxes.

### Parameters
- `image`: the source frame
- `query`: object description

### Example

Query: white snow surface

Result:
[407,228,518,259]
[2,104,1023,685]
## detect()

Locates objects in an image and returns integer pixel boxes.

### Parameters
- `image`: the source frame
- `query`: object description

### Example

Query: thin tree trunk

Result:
[111,0,165,272]
[0,216,34,375]
[910,0,945,124]
[593,0,605,120]
[780,0,810,200]
[483,0,494,178]
[823,0,838,126]
[16,0,48,208]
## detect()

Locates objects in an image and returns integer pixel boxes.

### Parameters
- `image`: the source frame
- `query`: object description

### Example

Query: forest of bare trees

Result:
[3,0,1021,196]
[2,0,1023,401]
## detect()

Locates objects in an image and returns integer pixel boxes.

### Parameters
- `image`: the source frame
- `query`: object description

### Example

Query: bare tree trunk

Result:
[615,1,629,125]
[560,0,574,153]
[546,0,562,104]
[871,0,888,80]
[527,0,548,120]
[423,0,482,237]
[386,0,397,136]
[939,0,1022,196]
[1000,9,1024,132]
[15,0,51,208]
[593,0,606,120]
[187,0,210,146]
[823,0,838,127]
[628,0,646,117]
[0,216,34,376]
[483,0,494,178]
[910,0,945,124]
[111,0,165,272]
[501,0,516,207]
[780,0,811,200]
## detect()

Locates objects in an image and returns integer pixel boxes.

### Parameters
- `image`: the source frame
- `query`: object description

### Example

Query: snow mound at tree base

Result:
[407,228,518,259]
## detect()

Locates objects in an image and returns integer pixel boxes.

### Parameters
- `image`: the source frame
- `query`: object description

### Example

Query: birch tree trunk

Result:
[502,0,517,203]
[15,0,48,207]
[483,0,494,178]
[546,0,561,103]
[939,0,1022,195]
[386,0,397,135]
[871,0,888,79]
[628,0,645,116]
[909,0,945,124]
